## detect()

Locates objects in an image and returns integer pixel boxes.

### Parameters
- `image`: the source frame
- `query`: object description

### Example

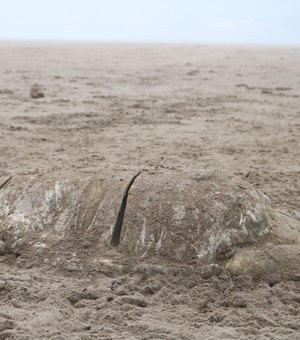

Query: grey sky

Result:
[0,0,299,45]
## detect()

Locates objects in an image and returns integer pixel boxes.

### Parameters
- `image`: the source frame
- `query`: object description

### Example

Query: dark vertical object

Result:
[0,177,11,190]
[110,172,141,247]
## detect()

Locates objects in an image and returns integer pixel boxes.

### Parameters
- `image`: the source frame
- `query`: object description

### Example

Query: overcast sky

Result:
[0,0,299,45]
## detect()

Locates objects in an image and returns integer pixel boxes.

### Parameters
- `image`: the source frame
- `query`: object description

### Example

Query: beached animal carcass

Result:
[0,170,299,281]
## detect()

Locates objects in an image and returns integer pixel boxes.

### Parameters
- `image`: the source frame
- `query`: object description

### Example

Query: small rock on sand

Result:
[30,84,44,98]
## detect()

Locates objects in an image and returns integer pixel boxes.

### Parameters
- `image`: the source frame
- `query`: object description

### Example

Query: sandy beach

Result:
[0,43,299,339]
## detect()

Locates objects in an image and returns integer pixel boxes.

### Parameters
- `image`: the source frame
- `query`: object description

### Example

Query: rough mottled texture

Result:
[0,170,299,282]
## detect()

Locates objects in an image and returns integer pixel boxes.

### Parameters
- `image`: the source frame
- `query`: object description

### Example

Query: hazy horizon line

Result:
[0,39,299,49]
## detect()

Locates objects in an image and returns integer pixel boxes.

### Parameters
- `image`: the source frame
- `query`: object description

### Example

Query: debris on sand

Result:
[30,84,44,98]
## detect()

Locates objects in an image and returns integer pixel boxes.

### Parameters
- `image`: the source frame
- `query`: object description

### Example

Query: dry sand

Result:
[0,43,299,339]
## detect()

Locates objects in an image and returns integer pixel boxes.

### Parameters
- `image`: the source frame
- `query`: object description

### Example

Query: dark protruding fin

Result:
[110,172,141,247]
[0,176,11,190]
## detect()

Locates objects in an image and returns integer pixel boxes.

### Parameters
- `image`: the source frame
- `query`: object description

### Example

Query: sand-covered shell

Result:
[0,170,299,282]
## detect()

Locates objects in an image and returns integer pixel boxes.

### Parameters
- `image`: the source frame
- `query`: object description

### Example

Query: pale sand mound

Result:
[0,169,299,340]
[1,170,299,284]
